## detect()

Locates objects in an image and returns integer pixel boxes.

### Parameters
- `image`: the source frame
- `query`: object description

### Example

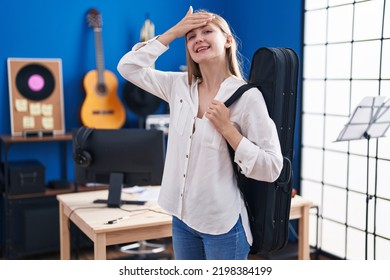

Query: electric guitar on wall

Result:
[81,8,126,129]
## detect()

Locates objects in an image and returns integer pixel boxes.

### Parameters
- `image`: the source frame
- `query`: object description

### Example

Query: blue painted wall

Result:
[0,0,302,184]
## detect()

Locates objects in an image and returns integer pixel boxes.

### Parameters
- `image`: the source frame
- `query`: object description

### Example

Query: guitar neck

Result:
[94,27,105,86]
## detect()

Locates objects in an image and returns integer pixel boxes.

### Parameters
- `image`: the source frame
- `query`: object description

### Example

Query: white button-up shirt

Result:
[117,38,283,246]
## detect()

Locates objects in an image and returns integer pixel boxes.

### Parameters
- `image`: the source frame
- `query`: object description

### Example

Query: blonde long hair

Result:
[185,10,244,85]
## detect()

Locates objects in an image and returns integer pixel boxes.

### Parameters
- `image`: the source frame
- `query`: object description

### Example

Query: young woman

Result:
[117,6,283,260]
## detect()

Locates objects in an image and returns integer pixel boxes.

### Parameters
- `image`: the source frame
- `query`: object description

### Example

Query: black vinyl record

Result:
[15,63,55,101]
[122,82,162,117]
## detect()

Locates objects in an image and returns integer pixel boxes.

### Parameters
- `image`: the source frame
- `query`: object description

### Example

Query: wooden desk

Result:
[57,189,312,260]
[290,195,313,260]
[57,187,172,260]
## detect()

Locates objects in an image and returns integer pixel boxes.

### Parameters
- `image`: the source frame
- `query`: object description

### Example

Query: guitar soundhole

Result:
[97,83,107,95]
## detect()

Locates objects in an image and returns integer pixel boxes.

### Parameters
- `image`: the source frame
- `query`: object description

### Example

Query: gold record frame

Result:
[7,58,65,136]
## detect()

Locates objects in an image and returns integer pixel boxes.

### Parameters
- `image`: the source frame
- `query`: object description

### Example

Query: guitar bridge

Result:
[92,110,114,115]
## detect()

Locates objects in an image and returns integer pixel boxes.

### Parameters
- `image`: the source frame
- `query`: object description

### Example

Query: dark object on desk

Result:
[93,199,145,206]
[224,47,299,255]
[47,179,71,189]
[3,160,45,195]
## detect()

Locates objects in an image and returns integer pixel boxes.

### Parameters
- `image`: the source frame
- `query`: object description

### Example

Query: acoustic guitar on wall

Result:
[81,8,126,129]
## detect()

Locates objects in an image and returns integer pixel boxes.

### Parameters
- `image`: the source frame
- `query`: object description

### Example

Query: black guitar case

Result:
[225,47,299,255]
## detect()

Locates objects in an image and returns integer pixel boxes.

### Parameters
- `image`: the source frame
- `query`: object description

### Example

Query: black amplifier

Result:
[4,160,45,195]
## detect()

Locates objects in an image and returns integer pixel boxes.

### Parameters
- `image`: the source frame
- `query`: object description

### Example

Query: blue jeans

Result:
[172,215,250,260]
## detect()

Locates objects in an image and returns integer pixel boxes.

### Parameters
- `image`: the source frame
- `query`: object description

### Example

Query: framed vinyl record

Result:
[7,58,65,136]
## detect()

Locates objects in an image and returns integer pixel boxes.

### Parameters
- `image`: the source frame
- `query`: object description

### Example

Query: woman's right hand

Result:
[158,6,214,46]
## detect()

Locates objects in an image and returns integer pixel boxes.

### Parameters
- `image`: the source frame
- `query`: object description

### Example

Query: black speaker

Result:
[4,196,59,259]
[72,126,94,167]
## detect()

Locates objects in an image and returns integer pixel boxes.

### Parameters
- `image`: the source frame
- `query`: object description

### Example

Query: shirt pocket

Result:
[201,118,226,151]
[172,96,190,135]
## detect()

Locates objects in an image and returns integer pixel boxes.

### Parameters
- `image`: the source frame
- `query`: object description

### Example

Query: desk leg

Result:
[59,202,71,260]
[94,233,107,260]
[298,205,310,260]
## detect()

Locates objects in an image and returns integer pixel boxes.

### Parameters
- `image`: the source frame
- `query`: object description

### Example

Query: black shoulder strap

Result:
[225,83,258,188]
[224,83,257,108]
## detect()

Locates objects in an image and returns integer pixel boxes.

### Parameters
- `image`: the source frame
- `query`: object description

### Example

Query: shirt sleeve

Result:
[233,88,283,182]
[117,37,173,102]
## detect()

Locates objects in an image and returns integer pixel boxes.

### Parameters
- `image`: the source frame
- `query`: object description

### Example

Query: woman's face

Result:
[186,23,229,65]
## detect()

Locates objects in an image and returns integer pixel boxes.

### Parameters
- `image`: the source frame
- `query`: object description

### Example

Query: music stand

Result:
[336,96,390,260]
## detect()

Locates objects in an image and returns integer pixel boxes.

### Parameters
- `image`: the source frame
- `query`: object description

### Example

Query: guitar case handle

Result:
[277,156,292,192]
